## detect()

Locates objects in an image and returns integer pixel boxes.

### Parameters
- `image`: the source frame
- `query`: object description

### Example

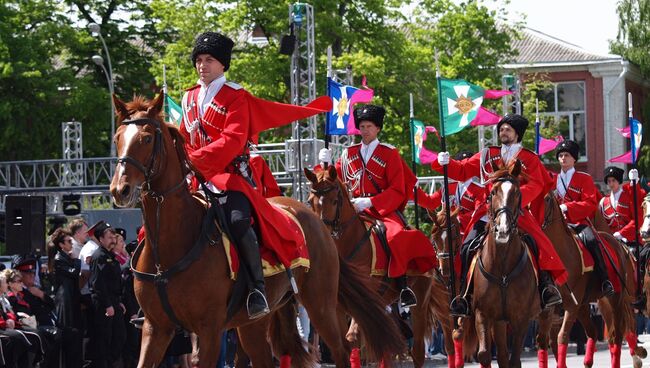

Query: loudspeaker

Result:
[279,34,296,55]
[5,196,46,255]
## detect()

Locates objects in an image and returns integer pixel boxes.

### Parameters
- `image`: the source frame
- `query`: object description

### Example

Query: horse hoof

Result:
[633,355,642,368]
[636,346,648,359]
[477,350,491,366]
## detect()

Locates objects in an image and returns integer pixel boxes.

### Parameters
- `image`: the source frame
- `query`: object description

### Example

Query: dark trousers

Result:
[89,306,126,368]
[0,330,34,368]
[459,220,487,288]
[61,327,83,368]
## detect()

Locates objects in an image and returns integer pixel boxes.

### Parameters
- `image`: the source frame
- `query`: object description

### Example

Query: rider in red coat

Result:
[319,105,437,308]
[249,154,283,198]
[552,140,613,296]
[179,32,327,319]
[433,115,566,316]
[600,166,645,243]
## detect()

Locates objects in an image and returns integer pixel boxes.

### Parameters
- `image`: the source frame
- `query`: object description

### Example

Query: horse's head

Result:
[488,160,522,245]
[430,207,462,278]
[641,194,650,240]
[304,165,353,239]
[110,92,190,208]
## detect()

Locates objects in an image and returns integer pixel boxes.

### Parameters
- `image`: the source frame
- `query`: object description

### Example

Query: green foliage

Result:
[1,0,517,168]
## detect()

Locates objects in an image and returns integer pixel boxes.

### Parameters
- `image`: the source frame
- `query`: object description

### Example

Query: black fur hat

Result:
[191,32,234,71]
[353,104,385,129]
[604,166,624,184]
[454,150,474,161]
[556,140,580,161]
[497,114,529,143]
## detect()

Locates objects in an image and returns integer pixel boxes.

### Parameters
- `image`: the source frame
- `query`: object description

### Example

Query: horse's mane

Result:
[487,159,523,183]
[124,95,164,122]
[434,207,460,229]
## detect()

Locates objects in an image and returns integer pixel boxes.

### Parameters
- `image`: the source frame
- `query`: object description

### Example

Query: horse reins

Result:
[119,117,203,330]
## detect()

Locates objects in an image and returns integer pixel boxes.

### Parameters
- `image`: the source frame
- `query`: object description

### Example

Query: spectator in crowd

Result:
[67,218,89,259]
[5,265,59,368]
[122,238,140,368]
[113,228,130,269]
[0,271,41,367]
[48,228,83,368]
[79,220,104,364]
[89,222,126,368]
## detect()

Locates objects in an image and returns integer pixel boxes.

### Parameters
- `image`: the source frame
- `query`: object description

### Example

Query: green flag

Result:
[410,119,425,164]
[439,78,485,136]
[165,95,183,126]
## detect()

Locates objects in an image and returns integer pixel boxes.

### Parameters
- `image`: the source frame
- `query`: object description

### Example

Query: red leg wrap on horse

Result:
[584,338,596,366]
[280,355,291,368]
[609,343,621,368]
[626,332,638,356]
[557,343,568,368]
[447,355,456,368]
[537,349,548,368]
[350,348,361,368]
[379,359,386,368]
[454,338,464,368]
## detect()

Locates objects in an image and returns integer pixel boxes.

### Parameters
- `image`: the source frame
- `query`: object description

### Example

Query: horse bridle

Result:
[488,176,522,235]
[433,221,461,261]
[310,184,352,239]
[116,118,165,188]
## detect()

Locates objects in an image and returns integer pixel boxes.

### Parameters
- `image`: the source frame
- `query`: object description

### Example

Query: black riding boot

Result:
[238,228,270,319]
[539,271,562,309]
[450,247,472,317]
[580,227,615,297]
[396,276,417,308]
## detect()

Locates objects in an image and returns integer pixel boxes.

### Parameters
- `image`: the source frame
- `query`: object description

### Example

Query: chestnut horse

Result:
[537,193,643,368]
[473,160,540,368]
[304,165,442,368]
[109,93,405,368]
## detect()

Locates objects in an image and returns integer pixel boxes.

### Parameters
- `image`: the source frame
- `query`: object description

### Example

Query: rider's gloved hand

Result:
[613,232,628,243]
[318,148,332,165]
[629,168,639,182]
[437,151,450,166]
[351,198,372,213]
[559,204,568,213]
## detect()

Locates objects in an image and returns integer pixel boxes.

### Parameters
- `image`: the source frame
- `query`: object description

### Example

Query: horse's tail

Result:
[426,279,446,343]
[460,315,478,362]
[268,301,318,368]
[337,257,406,361]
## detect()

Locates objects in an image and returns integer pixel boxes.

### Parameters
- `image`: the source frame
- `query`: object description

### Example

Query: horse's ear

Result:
[113,94,130,123]
[327,164,338,180]
[147,90,165,116]
[510,159,522,177]
[304,168,317,184]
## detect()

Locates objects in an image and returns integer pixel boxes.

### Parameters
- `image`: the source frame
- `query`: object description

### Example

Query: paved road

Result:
[410,334,650,367]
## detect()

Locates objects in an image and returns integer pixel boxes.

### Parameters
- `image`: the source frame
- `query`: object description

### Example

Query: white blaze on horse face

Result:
[441,230,447,244]
[495,182,513,243]
[117,124,140,177]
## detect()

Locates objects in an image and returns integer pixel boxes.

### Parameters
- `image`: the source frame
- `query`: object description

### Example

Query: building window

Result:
[538,81,587,160]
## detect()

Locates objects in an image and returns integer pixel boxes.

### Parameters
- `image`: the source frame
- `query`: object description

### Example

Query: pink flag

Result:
[470,107,502,126]
[484,90,513,99]
[538,136,565,155]
[616,126,631,138]
[346,87,375,135]
[418,126,440,164]
[609,151,633,164]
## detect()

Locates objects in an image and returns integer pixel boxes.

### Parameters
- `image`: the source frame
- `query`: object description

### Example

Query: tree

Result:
[611,0,650,175]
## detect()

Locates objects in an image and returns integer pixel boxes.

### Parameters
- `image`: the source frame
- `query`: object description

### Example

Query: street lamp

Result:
[91,54,115,158]
[88,22,116,157]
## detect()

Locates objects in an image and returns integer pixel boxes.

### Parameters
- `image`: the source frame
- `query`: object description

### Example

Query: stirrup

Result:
[602,280,615,297]
[247,289,270,320]
[399,287,417,308]
[450,295,471,317]
[541,285,562,309]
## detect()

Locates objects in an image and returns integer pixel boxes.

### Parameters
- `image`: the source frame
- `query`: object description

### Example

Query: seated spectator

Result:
[1,269,45,367]
[0,271,42,367]
[48,228,83,368]
[8,258,62,368]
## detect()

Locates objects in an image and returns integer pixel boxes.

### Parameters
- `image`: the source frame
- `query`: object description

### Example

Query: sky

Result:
[497,0,620,55]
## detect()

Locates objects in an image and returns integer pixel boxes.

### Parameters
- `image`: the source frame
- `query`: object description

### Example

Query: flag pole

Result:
[629,92,642,300]
[535,98,540,156]
[435,50,457,326]
[163,64,168,122]
[325,46,333,152]
[410,93,420,230]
